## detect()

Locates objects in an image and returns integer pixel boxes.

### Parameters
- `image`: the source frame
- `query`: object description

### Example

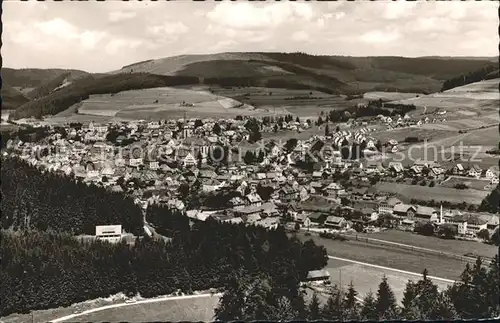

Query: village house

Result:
[324,216,347,230]
[378,197,402,214]
[453,163,466,175]
[246,192,263,207]
[468,165,482,178]
[295,214,312,228]
[485,166,499,180]
[393,204,438,222]
[278,185,298,203]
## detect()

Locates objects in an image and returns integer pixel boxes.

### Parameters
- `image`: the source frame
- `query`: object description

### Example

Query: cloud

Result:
[383,1,418,20]
[79,31,107,50]
[36,18,80,39]
[291,31,309,42]
[147,22,189,35]
[105,38,142,55]
[206,2,315,29]
[108,11,137,22]
[360,30,401,44]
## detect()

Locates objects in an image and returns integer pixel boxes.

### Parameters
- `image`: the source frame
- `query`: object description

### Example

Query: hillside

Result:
[1,85,30,110]
[114,53,495,94]
[10,73,200,119]
[390,77,499,118]
[1,68,88,91]
[1,68,89,110]
[8,53,497,119]
[441,63,499,91]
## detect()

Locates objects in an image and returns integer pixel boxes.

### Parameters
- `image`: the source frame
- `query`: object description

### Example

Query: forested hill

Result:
[441,63,499,91]
[6,53,497,119]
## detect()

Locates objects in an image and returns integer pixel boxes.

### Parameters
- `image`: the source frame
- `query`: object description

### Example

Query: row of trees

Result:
[0,220,328,317]
[215,256,500,321]
[1,157,144,235]
[441,64,499,91]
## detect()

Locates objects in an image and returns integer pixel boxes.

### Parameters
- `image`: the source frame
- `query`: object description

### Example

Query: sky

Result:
[2,0,498,73]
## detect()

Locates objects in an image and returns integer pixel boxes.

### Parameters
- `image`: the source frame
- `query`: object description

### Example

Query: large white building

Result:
[95,225,123,243]
[445,214,488,237]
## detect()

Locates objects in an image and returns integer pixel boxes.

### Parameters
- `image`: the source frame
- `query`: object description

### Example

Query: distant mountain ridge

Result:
[3,52,497,119]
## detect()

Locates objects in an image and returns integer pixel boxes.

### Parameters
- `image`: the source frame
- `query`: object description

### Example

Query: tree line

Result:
[1,156,144,235]
[0,220,328,317]
[215,256,500,321]
[441,64,499,91]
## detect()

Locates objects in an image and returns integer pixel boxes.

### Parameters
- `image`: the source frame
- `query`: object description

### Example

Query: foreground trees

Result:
[215,255,500,321]
[1,157,143,235]
[0,220,328,317]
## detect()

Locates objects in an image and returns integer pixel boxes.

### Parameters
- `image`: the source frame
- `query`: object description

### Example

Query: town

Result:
[4,113,499,243]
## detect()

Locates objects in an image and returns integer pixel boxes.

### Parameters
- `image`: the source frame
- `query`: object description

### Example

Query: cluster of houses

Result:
[4,117,499,238]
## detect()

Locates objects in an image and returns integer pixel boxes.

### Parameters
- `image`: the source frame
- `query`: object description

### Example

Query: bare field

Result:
[375,182,489,205]
[363,91,421,101]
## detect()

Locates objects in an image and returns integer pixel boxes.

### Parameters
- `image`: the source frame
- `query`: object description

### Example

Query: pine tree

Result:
[360,291,378,320]
[308,292,321,320]
[343,281,360,320]
[321,286,342,320]
[324,124,330,137]
[414,268,439,318]
[375,275,398,320]
[401,280,420,319]
[485,254,500,317]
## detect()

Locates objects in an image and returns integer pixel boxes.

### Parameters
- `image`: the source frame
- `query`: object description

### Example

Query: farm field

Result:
[392,78,500,118]
[371,124,500,168]
[348,229,499,260]
[72,87,265,120]
[375,182,490,205]
[295,232,475,280]
[211,86,360,118]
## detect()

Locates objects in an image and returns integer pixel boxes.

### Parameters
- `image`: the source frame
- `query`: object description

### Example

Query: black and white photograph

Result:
[0,0,499,322]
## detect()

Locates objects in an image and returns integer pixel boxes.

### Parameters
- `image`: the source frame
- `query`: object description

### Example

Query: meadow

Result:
[375,182,490,205]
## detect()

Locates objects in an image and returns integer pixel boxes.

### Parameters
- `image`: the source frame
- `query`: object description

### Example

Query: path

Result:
[50,293,222,323]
